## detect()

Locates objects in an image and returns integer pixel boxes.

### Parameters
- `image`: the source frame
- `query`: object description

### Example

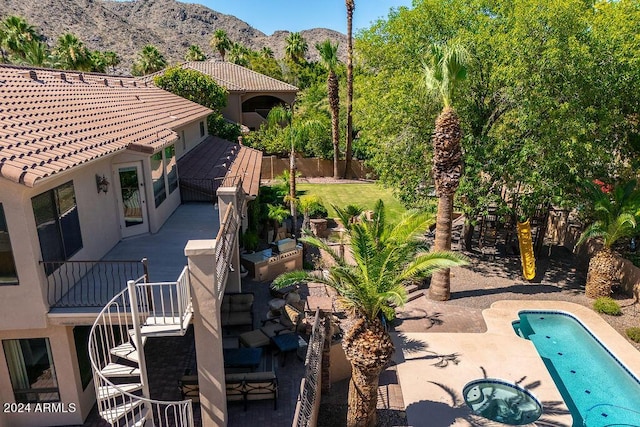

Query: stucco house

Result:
[173,61,298,131]
[0,64,260,427]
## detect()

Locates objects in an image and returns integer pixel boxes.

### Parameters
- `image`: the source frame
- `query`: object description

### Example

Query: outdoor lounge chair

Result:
[238,304,304,348]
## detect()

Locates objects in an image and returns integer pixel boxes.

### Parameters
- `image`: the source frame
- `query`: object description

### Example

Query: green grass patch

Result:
[593,297,622,316]
[297,183,407,224]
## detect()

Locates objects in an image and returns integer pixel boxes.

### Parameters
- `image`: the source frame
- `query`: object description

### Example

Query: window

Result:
[3,338,60,403]
[151,152,166,207]
[181,130,186,151]
[165,145,178,194]
[32,181,83,274]
[0,204,18,284]
[73,327,92,389]
[199,121,205,137]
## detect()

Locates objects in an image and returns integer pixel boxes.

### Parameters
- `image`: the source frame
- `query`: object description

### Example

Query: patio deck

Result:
[49,203,219,311]
[104,203,220,282]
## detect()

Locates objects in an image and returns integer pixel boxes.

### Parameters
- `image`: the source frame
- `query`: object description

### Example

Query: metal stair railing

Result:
[215,202,239,300]
[132,266,192,336]
[89,274,194,427]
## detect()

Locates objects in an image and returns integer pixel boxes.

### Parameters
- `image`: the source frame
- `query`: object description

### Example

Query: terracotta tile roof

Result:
[144,61,298,93]
[0,64,212,187]
[177,136,262,198]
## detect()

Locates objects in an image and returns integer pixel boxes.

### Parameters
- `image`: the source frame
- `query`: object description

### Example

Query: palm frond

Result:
[271,270,319,289]
[399,251,469,281]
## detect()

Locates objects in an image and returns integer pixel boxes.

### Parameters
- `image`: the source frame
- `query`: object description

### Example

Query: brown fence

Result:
[261,156,375,181]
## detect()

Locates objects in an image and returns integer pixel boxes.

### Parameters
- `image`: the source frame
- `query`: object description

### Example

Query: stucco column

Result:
[185,240,226,427]
[217,186,242,293]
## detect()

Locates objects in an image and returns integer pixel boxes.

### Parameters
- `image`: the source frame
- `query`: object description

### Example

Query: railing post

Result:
[127,280,153,421]
[185,240,227,427]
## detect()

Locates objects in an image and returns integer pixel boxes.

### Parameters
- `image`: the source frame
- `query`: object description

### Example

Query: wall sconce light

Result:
[96,174,110,194]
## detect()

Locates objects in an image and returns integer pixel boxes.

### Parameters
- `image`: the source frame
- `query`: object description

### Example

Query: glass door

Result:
[114,162,149,237]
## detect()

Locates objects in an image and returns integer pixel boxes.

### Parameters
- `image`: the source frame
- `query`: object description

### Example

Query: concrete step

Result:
[97,383,143,400]
[110,342,140,363]
[100,401,146,426]
[101,362,141,378]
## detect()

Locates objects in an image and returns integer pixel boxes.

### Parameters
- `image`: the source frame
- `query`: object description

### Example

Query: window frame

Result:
[32,181,83,274]
[2,338,60,403]
[151,151,166,208]
[0,203,18,285]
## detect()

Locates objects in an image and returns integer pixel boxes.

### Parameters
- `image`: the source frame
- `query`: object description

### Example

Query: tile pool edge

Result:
[489,300,640,386]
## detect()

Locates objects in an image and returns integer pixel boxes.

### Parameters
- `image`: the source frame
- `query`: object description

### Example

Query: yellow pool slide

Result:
[516,219,536,280]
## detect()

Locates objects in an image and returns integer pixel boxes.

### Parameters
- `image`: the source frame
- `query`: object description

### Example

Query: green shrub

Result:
[593,297,622,316]
[626,327,640,343]
[242,230,259,252]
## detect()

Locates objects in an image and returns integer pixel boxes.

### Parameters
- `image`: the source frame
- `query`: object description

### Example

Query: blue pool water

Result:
[513,311,640,426]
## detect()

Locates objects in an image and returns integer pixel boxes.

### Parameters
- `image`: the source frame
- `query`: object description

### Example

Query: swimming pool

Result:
[513,311,640,426]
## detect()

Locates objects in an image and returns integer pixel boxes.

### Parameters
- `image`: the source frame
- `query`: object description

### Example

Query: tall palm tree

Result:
[316,39,341,179]
[273,200,468,427]
[185,44,206,61]
[424,42,469,302]
[343,0,355,179]
[285,32,308,64]
[1,16,39,62]
[210,29,231,61]
[576,179,640,298]
[54,33,92,71]
[267,105,323,237]
[132,44,167,76]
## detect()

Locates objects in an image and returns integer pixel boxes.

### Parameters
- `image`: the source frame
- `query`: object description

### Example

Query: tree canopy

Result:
[355,0,640,219]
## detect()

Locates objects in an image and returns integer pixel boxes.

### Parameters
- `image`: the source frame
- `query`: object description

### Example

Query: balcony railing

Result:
[215,203,239,300]
[293,311,326,427]
[179,178,219,203]
[43,259,148,309]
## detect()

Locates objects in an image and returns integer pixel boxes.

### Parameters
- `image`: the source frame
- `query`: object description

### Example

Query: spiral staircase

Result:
[88,267,195,427]
[88,198,239,427]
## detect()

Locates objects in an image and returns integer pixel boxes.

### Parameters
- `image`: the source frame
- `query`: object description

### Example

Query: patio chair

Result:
[238,304,304,348]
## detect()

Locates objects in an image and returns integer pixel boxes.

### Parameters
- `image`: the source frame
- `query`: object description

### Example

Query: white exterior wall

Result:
[0,325,89,427]
[0,116,211,427]
[175,121,208,160]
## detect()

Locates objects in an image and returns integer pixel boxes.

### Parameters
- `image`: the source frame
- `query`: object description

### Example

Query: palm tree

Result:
[185,44,206,61]
[285,32,308,64]
[103,51,120,74]
[424,42,469,302]
[343,0,355,179]
[260,46,274,59]
[1,16,39,62]
[267,204,290,242]
[54,33,92,71]
[267,105,323,237]
[210,29,231,61]
[576,179,640,298]
[299,195,323,231]
[316,39,341,179]
[20,40,49,67]
[228,42,250,67]
[132,44,167,76]
[273,200,468,427]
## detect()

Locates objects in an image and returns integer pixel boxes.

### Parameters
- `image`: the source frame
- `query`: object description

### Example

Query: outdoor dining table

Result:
[223,347,263,371]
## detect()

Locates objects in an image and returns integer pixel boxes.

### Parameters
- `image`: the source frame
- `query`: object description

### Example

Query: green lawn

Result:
[297,183,406,224]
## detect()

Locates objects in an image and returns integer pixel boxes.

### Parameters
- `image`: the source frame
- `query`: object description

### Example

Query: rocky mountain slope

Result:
[0,0,347,73]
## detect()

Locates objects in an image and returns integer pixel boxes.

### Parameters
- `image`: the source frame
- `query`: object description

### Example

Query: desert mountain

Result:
[0,0,348,73]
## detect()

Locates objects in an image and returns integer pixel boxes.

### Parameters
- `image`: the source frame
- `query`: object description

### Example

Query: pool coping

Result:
[392,300,640,427]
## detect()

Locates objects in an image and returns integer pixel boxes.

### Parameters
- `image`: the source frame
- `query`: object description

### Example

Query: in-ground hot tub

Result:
[463,378,543,425]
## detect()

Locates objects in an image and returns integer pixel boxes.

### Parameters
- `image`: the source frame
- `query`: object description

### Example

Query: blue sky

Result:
[201,0,414,35]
